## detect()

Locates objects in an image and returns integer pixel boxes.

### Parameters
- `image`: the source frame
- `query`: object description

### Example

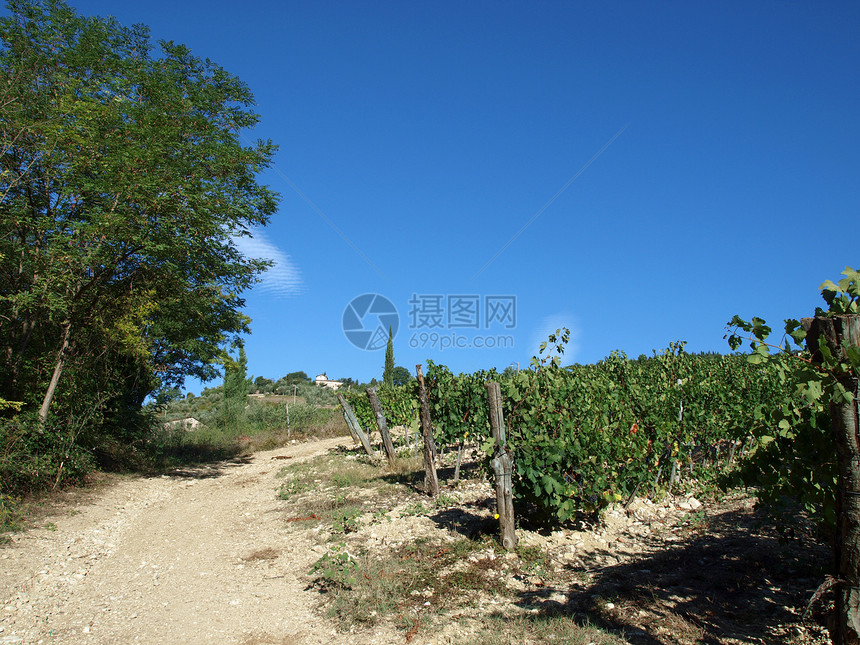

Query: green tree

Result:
[252,376,274,393]
[0,0,278,431]
[383,328,394,386]
[282,371,310,385]
[390,365,411,387]
[220,343,248,429]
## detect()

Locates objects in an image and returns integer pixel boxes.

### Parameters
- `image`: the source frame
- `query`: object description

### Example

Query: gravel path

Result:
[0,437,351,645]
[0,437,834,645]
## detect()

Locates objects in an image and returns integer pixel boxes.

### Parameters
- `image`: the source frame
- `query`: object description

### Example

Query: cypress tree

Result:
[221,344,249,429]
[383,328,395,386]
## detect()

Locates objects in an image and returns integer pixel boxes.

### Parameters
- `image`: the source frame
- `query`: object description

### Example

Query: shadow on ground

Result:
[503,505,830,644]
[164,455,254,480]
[429,506,498,540]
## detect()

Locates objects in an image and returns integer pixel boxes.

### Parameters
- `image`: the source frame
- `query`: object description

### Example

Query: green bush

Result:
[0,413,96,497]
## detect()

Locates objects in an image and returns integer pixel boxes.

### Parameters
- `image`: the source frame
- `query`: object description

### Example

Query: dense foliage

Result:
[344,384,417,432]
[220,344,249,431]
[426,343,794,523]
[0,0,277,496]
[725,268,860,532]
[345,341,800,524]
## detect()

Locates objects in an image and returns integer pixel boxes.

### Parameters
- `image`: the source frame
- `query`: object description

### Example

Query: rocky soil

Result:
[1,437,355,645]
[1,436,834,645]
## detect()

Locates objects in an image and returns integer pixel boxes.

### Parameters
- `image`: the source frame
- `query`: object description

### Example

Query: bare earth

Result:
[0,437,357,645]
[0,436,834,645]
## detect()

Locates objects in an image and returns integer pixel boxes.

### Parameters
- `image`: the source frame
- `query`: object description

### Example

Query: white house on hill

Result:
[163,417,202,432]
[314,373,344,390]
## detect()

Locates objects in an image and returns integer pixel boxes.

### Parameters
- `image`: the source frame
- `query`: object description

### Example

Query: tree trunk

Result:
[37,321,72,430]
[804,314,860,645]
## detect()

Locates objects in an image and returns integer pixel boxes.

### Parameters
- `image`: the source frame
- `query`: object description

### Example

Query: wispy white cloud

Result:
[232,230,305,297]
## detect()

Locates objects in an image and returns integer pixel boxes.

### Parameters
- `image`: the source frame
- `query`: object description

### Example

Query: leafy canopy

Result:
[0,0,281,496]
[0,0,280,411]
[724,266,860,531]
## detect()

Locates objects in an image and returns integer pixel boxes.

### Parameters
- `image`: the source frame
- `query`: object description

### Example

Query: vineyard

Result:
[344,338,829,527]
[340,269,860,645]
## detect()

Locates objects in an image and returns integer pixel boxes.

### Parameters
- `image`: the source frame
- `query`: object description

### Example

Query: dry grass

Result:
[471,613,625,645]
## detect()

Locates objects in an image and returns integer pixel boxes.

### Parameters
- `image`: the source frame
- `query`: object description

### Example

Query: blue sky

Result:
[21,2,860,389]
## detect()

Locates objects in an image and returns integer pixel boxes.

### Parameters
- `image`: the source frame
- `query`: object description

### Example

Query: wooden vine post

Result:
[366,387,397,464]
[336,393,375,458]
[486,381,517,550]
[803,314,860,645]
[415,364,440,497]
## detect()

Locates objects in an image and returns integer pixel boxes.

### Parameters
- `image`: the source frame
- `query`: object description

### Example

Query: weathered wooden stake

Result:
[668,460,679,496]
[453,440,465,482]
[727,440,737,466]
[803,314,860,645]
[336,394,360,444]
[336,393,375,458]
[486,381,517,550]
[366,387,397,464]
[416,364,440,497]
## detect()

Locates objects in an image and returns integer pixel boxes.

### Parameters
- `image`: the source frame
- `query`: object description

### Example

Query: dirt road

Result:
[0,437,353,645]
[1,436,834,645]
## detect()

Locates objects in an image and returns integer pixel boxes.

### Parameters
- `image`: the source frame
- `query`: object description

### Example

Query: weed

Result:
[0,493,23,536]
[150,399,347,472]
[310,534,511,632]
[45,522,57,531]
[677,509,709,533]
[386,454,423,477]
[400,501,428,517]
[434,492,458,508]
[309,542,359,589]
[331,507,362,534]
[370,509,392,524]
[277,479,311,500]
[446,552,507,596]
[278,454,399,504]
[242,547,280,562]
[331,470,362,488]
[516,543,552,577]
